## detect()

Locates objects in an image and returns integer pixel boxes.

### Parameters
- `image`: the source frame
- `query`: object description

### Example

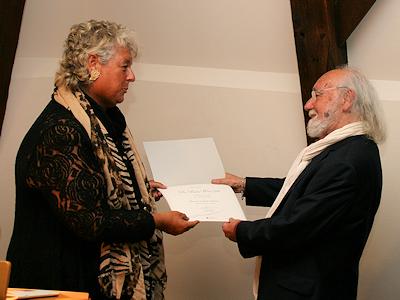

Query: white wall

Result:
[347,2,400,299]
[0,0,399,299]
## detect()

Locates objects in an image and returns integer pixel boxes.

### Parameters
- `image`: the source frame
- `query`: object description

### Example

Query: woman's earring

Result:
[89,69,100,81]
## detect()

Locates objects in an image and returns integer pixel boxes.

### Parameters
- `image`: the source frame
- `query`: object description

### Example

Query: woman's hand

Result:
[153,211,199,235]
[149,180,167,201]
[211,173,246,193]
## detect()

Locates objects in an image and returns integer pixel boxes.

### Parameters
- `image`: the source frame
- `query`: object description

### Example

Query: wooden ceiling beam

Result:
[336,0,376,46]
[290,0,376,144]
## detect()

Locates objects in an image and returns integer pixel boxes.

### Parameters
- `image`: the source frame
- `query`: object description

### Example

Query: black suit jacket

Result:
[236,135,382,300]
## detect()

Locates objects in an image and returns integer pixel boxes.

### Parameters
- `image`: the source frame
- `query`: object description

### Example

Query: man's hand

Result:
[153,211,199,235]
[222,218,241,242]
[212,173,245,193]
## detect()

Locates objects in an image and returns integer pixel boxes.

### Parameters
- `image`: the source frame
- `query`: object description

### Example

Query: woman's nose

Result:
[127,67,135,82]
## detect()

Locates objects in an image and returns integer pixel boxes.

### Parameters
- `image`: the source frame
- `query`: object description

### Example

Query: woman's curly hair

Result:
[55,20,138,91]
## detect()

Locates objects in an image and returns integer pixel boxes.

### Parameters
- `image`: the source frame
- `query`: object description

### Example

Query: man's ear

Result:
[342,88,356,113]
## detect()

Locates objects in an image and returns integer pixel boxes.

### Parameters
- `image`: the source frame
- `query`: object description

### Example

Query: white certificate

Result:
[144,138,246,222]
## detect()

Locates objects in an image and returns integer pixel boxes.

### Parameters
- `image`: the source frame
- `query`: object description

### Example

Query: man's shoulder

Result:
[329,135,378,153]
[323,135,380,167]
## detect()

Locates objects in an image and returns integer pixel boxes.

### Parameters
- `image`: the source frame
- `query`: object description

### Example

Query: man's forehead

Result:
[314,78,332,89]
[315,70,342,88]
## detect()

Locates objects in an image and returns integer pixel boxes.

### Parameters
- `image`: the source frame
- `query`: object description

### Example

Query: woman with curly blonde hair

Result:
[7,19,198,299]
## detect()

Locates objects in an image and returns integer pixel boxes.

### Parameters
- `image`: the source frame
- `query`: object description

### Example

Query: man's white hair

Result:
[338,66,386,143]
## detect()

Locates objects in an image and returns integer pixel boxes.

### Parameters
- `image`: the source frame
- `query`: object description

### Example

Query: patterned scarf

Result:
[54,86,166,299]
[252,121,366,299]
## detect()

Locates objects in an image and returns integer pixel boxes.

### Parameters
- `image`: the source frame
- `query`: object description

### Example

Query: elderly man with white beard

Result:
[212,66,386,300]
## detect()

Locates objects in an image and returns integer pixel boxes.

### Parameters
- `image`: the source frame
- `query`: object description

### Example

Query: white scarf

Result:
[252,121,366,299]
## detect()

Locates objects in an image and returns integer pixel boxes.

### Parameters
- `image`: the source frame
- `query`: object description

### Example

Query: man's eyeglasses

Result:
[310,86,348,101]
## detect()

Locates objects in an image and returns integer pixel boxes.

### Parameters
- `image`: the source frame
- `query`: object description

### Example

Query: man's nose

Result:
[304,97,314,110]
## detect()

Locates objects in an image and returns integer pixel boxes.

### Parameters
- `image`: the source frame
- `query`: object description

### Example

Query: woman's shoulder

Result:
[32,100,86,133]
[19,99,90,151]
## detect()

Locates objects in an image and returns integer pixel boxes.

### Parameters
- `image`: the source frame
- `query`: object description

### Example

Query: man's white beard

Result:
[307,105,340,139]
[307,114,330,138]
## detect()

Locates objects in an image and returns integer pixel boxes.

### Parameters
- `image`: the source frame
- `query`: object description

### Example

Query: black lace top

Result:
[6,98,155,296]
